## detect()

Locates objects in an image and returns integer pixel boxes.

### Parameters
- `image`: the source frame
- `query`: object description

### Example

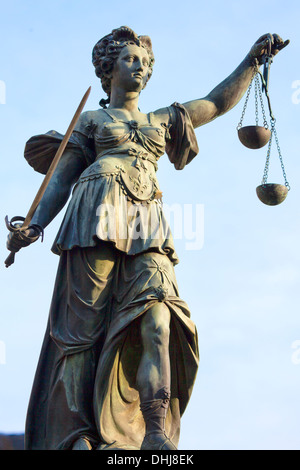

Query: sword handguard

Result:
[5,215,25,232]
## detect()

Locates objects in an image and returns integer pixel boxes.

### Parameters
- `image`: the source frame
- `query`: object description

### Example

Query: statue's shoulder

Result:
[152,105,176,127]
[75,109,108,136]
[78,109,107,125]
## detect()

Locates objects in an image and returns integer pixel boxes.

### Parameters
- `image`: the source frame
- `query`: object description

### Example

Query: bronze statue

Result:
[6,27,289,450]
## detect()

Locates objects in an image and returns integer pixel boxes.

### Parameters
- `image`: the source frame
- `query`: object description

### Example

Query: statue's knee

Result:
[141,304,170,347]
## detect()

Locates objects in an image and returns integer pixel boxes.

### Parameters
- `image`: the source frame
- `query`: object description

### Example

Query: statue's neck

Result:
[109,87,140,111]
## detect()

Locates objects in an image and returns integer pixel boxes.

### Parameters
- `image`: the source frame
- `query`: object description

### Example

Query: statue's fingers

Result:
[271,34,289,52]
[277,39,290,51]
[256,33,273,44]
[264,33,273,54]
[272,33,283,44]
[251,38,268,55]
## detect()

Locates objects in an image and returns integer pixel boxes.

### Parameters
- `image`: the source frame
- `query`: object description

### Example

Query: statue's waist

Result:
[97,146,157,165]
[75,148,161,203]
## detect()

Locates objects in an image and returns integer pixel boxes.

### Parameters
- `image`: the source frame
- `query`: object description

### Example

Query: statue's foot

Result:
[141,432,177,450]
[72,437,93,450]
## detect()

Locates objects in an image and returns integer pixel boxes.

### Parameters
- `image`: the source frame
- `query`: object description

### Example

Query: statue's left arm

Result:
[183,33,289,129]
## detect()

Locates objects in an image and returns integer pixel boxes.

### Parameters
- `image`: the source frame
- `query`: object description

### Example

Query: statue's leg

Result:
[137,303,177,450]
[68,243,118,450]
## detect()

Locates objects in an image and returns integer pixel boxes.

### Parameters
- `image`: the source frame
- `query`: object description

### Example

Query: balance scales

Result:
[237,45,290,206]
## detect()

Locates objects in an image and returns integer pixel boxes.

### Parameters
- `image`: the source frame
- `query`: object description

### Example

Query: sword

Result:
[5,86,91,268]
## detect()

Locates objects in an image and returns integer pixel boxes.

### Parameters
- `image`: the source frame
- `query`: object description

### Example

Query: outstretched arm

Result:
[183,34,289,129]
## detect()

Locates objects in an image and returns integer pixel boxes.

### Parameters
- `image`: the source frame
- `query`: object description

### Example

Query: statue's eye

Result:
[123,55,134,62]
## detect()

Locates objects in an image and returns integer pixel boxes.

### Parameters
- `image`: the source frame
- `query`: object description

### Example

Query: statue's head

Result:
[92,26,155,107]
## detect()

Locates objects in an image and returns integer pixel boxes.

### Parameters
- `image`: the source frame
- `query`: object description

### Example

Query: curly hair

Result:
[92,26,155,107]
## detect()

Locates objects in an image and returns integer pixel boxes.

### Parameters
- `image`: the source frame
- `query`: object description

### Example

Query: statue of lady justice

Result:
[7,27,288,450]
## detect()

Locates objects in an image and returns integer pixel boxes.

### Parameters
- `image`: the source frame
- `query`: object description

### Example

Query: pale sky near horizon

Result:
[0,0,300,450]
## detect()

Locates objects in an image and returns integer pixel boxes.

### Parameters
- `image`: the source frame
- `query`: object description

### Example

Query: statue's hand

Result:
[249,33,290,64]
[6,225,41,253]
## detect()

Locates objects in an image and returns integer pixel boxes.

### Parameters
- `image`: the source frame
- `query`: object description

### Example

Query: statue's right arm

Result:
[6,148,86,252]
[29,148,86,230]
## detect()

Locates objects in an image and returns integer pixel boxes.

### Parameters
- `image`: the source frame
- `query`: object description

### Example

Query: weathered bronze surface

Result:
[238,125,271,149]
[256,183,288,205]
[6,28,289,450]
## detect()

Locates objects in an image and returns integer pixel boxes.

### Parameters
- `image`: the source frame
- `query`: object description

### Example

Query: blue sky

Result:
[0,0,300,450]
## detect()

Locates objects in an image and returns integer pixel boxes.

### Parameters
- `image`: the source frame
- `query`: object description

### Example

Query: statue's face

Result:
[111,44,150,93]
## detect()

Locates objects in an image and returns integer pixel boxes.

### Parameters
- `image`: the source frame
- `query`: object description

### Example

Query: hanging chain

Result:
[261,130,272,184]
[255,74,269,129]
[254,75,259,126]
[271,119,290,190]
[261,118,290,190]
[237,65,269,130]
[237,66,258,130]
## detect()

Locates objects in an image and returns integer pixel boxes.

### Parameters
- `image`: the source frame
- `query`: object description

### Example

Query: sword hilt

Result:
[4,215,44,268]
[5,216,26,268]
[5,251,16,268]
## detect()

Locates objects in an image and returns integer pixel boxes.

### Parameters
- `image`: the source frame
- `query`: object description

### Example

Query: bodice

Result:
[85,108,171,162]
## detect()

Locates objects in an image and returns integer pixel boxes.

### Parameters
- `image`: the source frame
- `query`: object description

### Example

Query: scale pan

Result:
[238,126,271,149]
[256,183,288,206]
